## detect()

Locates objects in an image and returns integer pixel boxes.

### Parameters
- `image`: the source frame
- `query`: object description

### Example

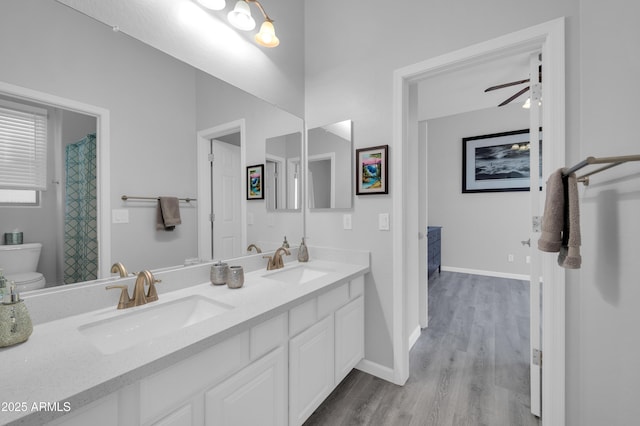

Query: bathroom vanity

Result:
[0,247,369,426]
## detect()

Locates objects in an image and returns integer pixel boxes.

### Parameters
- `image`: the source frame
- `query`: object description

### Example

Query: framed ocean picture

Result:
[246,164,264,200]
[462,129,542,193]
[356,145,388,195]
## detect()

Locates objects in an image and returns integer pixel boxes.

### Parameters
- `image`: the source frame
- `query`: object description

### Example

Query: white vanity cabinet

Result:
[288,276,365,426]
[44,274,365,426]
[289,315,335,426]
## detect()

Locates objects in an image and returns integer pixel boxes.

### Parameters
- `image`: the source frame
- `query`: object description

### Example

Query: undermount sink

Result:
[78,295,233,355]
[262,264,331,285]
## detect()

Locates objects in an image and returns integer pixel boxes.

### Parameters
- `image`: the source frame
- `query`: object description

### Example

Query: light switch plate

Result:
[112,209,129,224]
[343,214,352,230]
[379,213,390,231]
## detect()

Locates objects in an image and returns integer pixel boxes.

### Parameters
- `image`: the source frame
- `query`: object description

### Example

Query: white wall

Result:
[427,104,530,277]
[305,0,579,374]
[570,1,640,425]
[56,0,306,117]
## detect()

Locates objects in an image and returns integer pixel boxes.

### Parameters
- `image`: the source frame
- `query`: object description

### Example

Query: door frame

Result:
[392,18,566,425]
[196,119,246,261]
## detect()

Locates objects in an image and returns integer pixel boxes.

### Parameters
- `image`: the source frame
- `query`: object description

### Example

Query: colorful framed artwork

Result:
[462,129,542,193]
[246,164,264,200]
[355,145,389,195]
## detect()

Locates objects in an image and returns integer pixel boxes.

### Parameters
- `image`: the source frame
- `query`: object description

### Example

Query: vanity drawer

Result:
[289,298,317,337]
[251,313,287,360]
[139,331,250,424]
[317,283,349,319]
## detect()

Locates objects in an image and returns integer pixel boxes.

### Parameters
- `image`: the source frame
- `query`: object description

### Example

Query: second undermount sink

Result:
[262,264,331,285]
[78,295,233,355]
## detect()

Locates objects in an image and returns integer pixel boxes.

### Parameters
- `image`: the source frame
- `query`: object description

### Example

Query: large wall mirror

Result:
[0,0,304,292]
[307,120,353,209]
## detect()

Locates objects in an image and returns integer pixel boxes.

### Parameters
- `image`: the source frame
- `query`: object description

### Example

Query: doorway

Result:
[0,81,111,283]
[196,120,247,261]
[392,18,566,425]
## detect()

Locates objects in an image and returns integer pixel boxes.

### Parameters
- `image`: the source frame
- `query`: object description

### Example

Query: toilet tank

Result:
[0,243,42,275]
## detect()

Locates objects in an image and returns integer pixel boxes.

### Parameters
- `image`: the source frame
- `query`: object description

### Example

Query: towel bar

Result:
[121,195,196,202]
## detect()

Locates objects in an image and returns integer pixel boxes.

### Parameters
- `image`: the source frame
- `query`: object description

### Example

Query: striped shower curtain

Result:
[64,133,98,284]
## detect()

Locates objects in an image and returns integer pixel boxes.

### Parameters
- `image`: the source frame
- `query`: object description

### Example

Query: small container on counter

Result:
[210,261,228,286]
[227,266,244,289]
[0,281,33,348]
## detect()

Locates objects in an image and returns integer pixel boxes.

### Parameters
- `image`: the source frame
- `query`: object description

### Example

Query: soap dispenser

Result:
[282,236,290,249]
[0,281,33,348]
[297,238,309,262]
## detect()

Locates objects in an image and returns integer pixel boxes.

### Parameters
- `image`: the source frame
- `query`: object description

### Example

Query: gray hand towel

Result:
[538,168,582,269]
[156,196,181,231]
[558,172,581,269]
[538,169,564,252]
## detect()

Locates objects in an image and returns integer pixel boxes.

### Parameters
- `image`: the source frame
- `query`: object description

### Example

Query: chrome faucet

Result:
[110,262,129,278]
[106,270,161,309]
[263,247,291,270]
[247,243,262,253]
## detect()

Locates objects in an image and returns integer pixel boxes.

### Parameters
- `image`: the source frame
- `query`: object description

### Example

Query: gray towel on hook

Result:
[538,168,582,269]
[538,169,564,252]
[156,196,181,231]
[558,172,582,269]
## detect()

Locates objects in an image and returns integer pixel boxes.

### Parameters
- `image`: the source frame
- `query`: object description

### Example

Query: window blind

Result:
[0,99,48,191]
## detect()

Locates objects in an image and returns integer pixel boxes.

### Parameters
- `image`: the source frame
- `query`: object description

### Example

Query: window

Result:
[0,99,47,205]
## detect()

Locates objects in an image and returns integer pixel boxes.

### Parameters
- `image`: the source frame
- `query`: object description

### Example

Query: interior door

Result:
[528,52,543,418]
[211,139,242,259]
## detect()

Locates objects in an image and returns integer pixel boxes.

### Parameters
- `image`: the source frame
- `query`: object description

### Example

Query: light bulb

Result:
[228,1,255,31]
[196,0,226,10]
[255,20,279,47]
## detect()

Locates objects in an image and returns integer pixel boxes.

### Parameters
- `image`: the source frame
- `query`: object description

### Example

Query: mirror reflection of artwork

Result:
[246,164,264,200]
[307,120,353,209]
[356,145,389,195]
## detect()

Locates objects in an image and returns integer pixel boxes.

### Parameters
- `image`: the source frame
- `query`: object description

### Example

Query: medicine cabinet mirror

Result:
[307,120,353,210]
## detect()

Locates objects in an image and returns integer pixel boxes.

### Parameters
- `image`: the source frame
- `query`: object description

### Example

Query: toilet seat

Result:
[6,272,46,292]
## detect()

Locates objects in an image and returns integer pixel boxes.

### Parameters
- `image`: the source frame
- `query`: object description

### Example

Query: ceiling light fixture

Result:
[229,0,279,47]
[195,0,280,48]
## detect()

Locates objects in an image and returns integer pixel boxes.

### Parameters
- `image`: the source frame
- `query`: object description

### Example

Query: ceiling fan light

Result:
[228,1,256,31]
[522,98,531,109]
[196,0,226,11]
[255,20,279,47]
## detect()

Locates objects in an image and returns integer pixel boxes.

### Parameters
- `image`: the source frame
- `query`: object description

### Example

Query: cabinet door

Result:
[335,296,364,384]
[289,315,334,426]
[205,347,286,426]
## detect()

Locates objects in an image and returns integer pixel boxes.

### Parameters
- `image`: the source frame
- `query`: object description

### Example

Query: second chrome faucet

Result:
[106,270,162,309]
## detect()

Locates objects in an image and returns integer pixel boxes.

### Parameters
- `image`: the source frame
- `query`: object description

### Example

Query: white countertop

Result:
[0,256,369,426]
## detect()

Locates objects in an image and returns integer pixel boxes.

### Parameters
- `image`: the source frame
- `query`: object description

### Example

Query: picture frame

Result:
[355,145,389,195]
[246,164,265,200]
[462,129,542,193]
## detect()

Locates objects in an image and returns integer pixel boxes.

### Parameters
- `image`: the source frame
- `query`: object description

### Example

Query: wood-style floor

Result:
[304,272,541,426]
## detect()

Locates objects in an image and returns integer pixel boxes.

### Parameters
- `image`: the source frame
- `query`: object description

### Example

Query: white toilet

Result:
[0,243,46,292]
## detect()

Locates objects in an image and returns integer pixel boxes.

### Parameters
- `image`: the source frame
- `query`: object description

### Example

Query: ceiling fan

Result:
[484,65,542,107]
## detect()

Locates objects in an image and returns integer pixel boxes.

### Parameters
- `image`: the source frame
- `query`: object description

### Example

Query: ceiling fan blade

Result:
[484,78,530,92]
[498,86,530,107]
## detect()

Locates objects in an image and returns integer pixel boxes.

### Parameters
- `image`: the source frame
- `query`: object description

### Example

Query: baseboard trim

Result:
[408,325,421,350]
[355,359,395,383]
[441,266,529,281]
